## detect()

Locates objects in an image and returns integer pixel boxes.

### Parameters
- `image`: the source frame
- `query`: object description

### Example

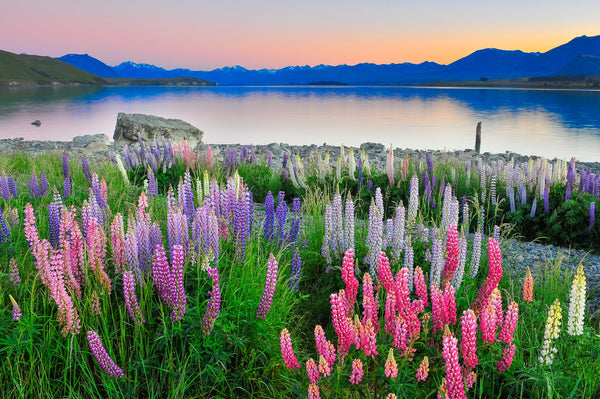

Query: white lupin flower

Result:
[567,264,586,336]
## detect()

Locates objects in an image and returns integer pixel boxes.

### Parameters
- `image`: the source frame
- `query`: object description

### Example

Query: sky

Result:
[2,0,599,70]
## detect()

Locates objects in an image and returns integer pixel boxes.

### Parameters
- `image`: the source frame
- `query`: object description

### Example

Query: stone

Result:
[31,120,41,127]
[113,113,204,148]
[73,134,111,148]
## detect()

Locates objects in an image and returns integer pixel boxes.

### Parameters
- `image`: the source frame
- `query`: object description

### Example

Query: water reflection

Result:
[0,86,599,161]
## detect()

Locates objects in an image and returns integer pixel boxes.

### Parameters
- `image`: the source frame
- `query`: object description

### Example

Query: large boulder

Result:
[113,113,203,148]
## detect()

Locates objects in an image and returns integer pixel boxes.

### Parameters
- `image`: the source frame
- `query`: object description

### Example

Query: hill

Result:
[56,54,120,78]
[0,50,107,85]
[106,76,216,86]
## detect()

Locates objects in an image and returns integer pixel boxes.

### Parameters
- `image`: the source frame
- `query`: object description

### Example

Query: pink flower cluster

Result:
[87,330,125,379]
[256,253,278,319]
[280,328,300,370]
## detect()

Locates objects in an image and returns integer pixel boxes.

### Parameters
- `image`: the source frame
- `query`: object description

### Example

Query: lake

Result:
[1,85,600,161]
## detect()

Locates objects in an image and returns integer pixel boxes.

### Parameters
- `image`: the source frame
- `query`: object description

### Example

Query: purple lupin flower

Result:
[263,191,275,240]
[170,244,186,321]
[40,170,48,197]
[8,177,17,199]
[123,270,145,325]
[357,157,363,190]
[152,244,172,305]
[289,248,302,291]
[287,197,301,244]
[48,201,61,249]
[0,207,10,243]
[282,151,288,170]
[86,331,125,378]
[9,295,22,321]
[257,253,278,319]
[147,167,158,198]
[63,176,72,200]
[202,266,221,335]
[29,171,40,200]
[590,202,596,230]
[544,187,550,214]
[276,191,287,242]
[82,157,92,185]
[62,151,70,178]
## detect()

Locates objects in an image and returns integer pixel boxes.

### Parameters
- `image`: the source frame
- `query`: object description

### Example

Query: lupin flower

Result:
[256,254,279,319]
[9,258,20,285]
[415,356,429,382]
[349,359,363,384]
[386,394,397,399]
[91,290,101,316]
[123,270,145,325]
[460,309,478,370]
[495,344,516,372]
[498,301,519,344]
[407,174,419,224]
[318,355,331,377]
[170,244,187,321]
[9,295,22,321]
[442,332,466,399]
[308,383,320,399]
[152,244,172,305]
[306,358,319,384]
[203,267,221,336]
[384,348,398,378]
[315,325,336,366]
[469,231,482,278]
[86,331,125,378]
[289,248,302,292]
[82,157,92,185]
[360,318,378,358]
[590,202,596,230]
[342,249,359,311]
[362,273,378,331]
[263,191,275,240]
[414,266,429,308]
[280,328,300,370]
[523,266,534,303]
[567,264,586,336]
[330,291,355,355]
[539,299,562,366]
[472,238,503,314]
[480,302,497,344]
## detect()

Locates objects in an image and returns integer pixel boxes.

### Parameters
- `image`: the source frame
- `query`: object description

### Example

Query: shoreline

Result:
[1,134,599,173]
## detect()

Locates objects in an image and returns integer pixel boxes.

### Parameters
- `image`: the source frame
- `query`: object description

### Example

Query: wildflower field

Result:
[1,139,599,398]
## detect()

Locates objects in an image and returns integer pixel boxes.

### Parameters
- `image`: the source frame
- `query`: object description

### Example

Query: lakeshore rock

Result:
[113,113,204,147]
[31,120,41,127]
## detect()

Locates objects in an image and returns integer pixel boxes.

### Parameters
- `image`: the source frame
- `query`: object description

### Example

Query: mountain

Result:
[0,50,106,85]
[56,54,120,78]
[55,34,600,85]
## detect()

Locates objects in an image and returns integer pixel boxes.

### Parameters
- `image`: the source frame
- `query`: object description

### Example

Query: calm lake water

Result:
[1,85,600,161]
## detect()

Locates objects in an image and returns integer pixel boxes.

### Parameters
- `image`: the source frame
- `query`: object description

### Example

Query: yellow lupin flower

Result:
[539,298,562,366]
[567,264,586,336]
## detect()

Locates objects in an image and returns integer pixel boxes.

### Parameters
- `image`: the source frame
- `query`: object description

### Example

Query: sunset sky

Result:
[2,0,599,70]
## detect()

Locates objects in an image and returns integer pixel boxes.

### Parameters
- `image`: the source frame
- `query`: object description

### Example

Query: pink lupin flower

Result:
[330,291,355,355]
[480,302,497,344]
[495,344,516,372]
[460,309,478,370]
[87,330,125,378]
[385,290,397,335]
[349,358,364,384]
[123,270,145,326]
[86,217,111,293]
[152,244,172,305]
[490,288,504,329]
[9,258,20,285]
[443,282,457,325]
[91,290,101,316]
[523,266,534,303]
[110,213,127,274]
[377,251,395,294]
[415,356,429,381]
[9,295,22,321]
[498,301,519,344]
[384,348,398,378]
[472,238,503,314]
[414,266,429,308]
[360,318,378,358]
[308,383,320,399]
[341,249,359,312]
[256,253,278,319]
[431,284,445,333]
[442,331,466,399]
[306,358,319,384]
[442,224,460,283]
[362,273,379,331]
[314,325,336,366]
[280,328,300,370]
[386,394,397,399]
[318,355,331,377]
[395,267,411,315]
[393,316,409,351]
[465,371,477,390]
[202,267,221,336]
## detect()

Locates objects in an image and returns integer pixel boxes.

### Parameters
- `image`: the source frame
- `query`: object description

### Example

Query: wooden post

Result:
[475,122,481,154]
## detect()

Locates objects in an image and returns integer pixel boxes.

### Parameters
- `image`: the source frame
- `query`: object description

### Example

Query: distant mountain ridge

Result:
[50,34,600,85]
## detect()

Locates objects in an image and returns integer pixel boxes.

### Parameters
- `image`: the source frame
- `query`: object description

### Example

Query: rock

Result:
[73,134,111,148]
[31,120,41,127]
[113,113,203,148]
